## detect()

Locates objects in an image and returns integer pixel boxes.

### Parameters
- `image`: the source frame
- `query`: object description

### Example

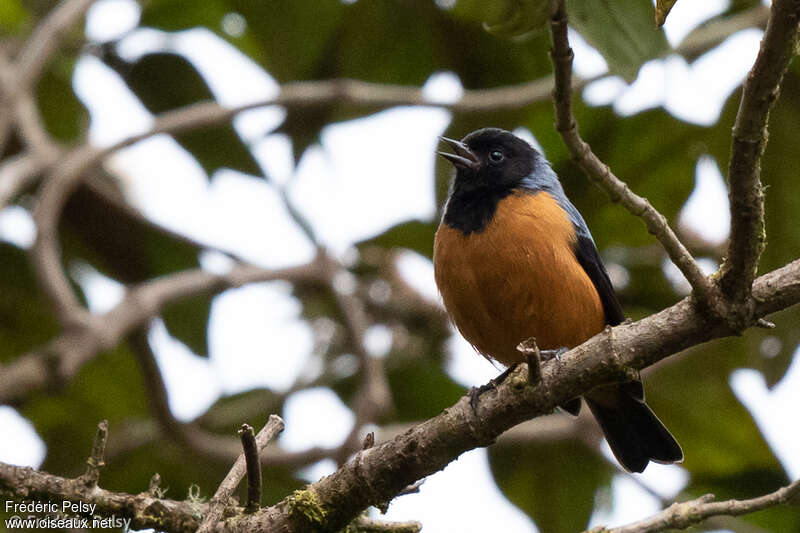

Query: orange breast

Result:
[433,191,605,366]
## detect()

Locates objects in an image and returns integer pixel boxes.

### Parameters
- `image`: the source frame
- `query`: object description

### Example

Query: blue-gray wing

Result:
[559,198,625,326]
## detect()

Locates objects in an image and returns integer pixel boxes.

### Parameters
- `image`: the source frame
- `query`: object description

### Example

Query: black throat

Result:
[442,185,516,235]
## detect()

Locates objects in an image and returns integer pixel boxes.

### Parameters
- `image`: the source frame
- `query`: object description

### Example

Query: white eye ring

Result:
[489,150,504,162]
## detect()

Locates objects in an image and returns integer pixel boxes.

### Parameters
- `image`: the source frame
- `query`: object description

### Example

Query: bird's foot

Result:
[540,347,568,362]
[469,363,520,411]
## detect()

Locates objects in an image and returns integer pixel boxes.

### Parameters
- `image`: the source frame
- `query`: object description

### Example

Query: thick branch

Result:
[0,461,201,532]
[594,479,800,533]
[719,0,800,303]
[548,1,715,308]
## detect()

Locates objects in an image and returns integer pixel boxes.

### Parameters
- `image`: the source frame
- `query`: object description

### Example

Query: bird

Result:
[433,127,682,473]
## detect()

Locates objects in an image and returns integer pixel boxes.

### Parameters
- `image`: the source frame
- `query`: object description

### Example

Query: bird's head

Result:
[438,128,541,193]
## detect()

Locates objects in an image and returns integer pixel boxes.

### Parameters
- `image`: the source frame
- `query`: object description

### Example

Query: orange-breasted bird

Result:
[433,128,682,473]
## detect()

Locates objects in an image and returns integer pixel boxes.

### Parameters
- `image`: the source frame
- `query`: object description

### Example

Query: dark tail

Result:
[585,381,683,473]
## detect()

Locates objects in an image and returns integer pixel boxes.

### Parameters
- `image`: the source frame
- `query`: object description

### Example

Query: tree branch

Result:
[0,461,202,532]
[79,419,108,487]
[590,479,800,533]
[14,0,96,92]
[239,424,262,513]
[718,0,800,306]
[0,257,328,404]
[196,416,284,533]
[547,0,715,310]
[216,258,800,533]
[326,261,394,461]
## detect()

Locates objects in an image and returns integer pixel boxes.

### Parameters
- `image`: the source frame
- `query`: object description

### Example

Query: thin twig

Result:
[719,0,800,306]
[516,337,542,384]
[349,515,422,533]
[148,473,163,497]
[196,415,284,533]
[79,419,108,487]
[14,0,96,91]
[589,479,800,533]
[547,0,715,310]
[238,424,262,513]
[330,273,393,460]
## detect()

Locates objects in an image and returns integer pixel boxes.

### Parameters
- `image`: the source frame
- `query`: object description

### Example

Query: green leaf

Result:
[0,0,30,34]
[23,342,151,478]
[655,0,678,27]
[161,294,212,356]
[358,221,437,260]
[489,439,614,533]
[567,0,670,81]
[100,49,262,177]
[36,60,86,142]
[452,0,550,38]
[196,388,285,434]
[644,352,785,477]
[227,0,346,82]
[386,355,466,422]
[0,243,60,363]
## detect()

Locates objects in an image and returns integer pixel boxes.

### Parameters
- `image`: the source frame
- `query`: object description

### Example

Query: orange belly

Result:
[434,191,605,366]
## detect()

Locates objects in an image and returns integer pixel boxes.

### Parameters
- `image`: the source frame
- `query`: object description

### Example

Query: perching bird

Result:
[433,128,682,473]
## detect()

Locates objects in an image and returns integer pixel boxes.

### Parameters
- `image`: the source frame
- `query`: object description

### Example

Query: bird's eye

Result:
[489,150,504,162]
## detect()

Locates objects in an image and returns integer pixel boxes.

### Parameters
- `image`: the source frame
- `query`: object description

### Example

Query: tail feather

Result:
[585,382,682,473]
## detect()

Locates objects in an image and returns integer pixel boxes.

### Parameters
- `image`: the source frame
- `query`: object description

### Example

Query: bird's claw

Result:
[540,347,568,362]
[469,363,520,412]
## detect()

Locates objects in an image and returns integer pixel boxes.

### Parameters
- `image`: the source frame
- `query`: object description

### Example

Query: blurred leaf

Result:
[100,49,262,177]
[0,243,60,363]
[139,0,231,32]
[567,0,669,81]
[645,352,784,477]
[0,0,29,34]
[161,294,212,356]
[358,221,437,260]
[475,0,550,38]
[386,355,466,422]
[655,0,678,27]
[23,342,151,478]
[227,0,346,82]
[489,439,614,533]
[61,178,211,355]
[196,388,285,434]
[36,59,86,142]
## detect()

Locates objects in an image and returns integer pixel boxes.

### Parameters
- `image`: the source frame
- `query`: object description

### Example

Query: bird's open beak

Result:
[438,137,479,170]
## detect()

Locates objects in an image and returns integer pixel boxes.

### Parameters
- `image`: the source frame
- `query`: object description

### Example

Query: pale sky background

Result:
[1,1,798,532]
